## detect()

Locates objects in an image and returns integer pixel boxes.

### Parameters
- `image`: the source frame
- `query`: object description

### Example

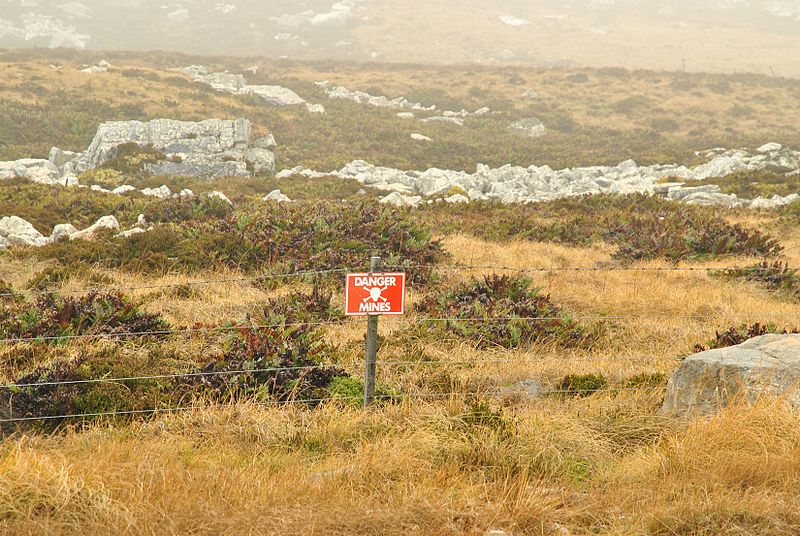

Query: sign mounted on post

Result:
[345,272,406,316]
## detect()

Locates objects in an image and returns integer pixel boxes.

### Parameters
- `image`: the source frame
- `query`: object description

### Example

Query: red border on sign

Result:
[345,272,406,316]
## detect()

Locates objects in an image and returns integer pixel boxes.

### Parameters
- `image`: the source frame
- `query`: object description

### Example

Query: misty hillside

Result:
[1,0,800,76]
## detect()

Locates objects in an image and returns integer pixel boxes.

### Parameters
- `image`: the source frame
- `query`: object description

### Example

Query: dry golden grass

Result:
[3,222,800,534]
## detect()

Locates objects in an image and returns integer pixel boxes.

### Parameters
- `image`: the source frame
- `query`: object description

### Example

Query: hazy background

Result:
[1,0,799,76]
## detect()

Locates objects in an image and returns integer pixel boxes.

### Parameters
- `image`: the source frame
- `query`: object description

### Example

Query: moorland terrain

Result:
[2,49,800,534]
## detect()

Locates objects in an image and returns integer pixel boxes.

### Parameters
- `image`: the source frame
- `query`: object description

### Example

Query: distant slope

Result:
[1,0,799,77]
[1,50,800,175]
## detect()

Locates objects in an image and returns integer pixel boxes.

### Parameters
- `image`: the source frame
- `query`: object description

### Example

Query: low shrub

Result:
[415,275,587,349]
[714,262,800,301]
[26,263,113,291]
[29,201,447,283]
[174,326,347,403]
[141,195,234,224]
[0,291,169,342]
[609,211,782,261]
[555,374,607,397]
[417,195,782,261]
[693,322,799,352]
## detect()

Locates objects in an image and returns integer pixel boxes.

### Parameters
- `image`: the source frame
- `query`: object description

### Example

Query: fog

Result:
[1,0,799,75]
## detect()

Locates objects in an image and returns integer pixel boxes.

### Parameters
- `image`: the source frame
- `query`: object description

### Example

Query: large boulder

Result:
[76,118,252,176]
[662,335,800,415]
[0,216,46,246]
[0,159,61,185]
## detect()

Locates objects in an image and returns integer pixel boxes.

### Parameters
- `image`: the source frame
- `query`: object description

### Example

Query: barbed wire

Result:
[0,267,350,299]
[0,354,680,391]
[3,309,800,345]
[0,259,777,300]
[0,386,666,423]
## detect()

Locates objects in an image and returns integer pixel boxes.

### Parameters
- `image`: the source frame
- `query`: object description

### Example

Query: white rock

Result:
[252,134,277,150]
[69,215,120,241]
[507,118,546,138]
[410,133,432,142]
[179,189,194,198]
[306,103,326,114]
[0,216,45,246]
[112,185,137,195]
[137,214,147,226]
[207,191,232,205]
[396,112,415,119]
[245,148,276,176]
[379,192,422,207]
[49,223,78,243]
[117,228,147,238]
[0,159,61,185]
[757,142,783,153]
[81,65,108,73]
[263,189,292,203]
[422,116,464,127]
[522,89,538,99]
[140,185,173,198]
[499,15,531,26]
[444,193,470,204]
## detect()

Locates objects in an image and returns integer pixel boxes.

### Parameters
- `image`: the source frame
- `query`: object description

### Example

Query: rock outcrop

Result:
[173,66,324,113]
[315,81,490,119]
[0,215,152,248]
[278,143,800,209]
[0,118,277,193]
[662,335,800,415]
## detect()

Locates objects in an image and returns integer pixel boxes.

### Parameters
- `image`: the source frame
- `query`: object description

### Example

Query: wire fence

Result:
[0,259,796,424]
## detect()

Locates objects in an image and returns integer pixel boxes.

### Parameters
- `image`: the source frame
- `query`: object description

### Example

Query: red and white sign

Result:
[345,272,406,316]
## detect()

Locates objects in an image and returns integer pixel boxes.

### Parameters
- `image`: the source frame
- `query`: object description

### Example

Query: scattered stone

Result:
[49,223,78,243]
[410,133,432,142]
[305,103,326,114]
[522,89,538,99]
[137,214,147,226]
[379,192,422,207]
[112,185,137,195]
[263,190,292,203]
[662,335,800,415]
[422,116,464,127]
[117,227,147,238]
[506,118,546,138]
[173,65,324,112]
[444,193,469,203]
[69,215,120,241]
[207,191,232,205]
[499,15,530,26]
[396,112,415,119]
[178,189,195,198]
[140,185,173,199]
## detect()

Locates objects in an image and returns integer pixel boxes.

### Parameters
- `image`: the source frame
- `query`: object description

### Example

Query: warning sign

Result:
[345,272,406,316]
